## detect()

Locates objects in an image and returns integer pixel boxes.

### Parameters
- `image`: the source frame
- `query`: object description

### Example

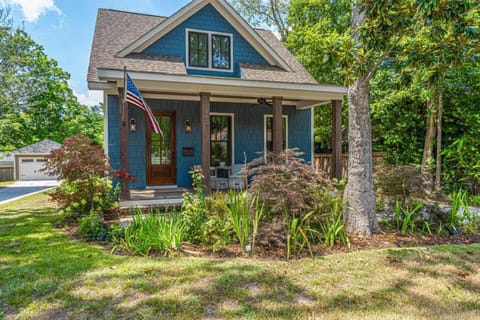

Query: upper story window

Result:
[187,29,233,72]
[188,32,208,67]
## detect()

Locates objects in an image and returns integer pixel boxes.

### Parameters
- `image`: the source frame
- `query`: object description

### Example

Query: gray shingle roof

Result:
[88,9,186,83]
[14,139,62,154]
[88,8,317,85]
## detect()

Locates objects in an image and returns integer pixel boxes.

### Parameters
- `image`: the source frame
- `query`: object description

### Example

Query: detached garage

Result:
[13,139,62,181]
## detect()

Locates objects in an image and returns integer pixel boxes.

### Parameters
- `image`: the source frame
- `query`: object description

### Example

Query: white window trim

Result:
[211,112,235,166]
[264,114,288,156]
[185,28,234,73]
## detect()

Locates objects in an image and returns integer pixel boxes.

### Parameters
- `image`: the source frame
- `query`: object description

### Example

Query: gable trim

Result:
[116,0,292,72]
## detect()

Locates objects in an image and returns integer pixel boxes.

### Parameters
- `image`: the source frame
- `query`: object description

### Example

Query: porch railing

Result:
[314,152,385,179]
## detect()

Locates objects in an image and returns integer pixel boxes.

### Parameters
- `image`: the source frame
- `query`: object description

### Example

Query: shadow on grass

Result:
[2,203,480,319]
[0,206,121,317]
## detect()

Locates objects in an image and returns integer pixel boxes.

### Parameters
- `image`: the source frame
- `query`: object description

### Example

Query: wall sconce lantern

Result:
[184,120,192,133]
[129,118,136,132]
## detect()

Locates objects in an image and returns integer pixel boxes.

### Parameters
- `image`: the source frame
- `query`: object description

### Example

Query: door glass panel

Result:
[151,115,171,165]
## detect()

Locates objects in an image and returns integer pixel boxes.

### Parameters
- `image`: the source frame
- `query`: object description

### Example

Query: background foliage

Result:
[0,7,103,151]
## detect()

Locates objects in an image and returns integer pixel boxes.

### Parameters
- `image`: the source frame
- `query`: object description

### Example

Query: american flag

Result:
[126,73,163,135]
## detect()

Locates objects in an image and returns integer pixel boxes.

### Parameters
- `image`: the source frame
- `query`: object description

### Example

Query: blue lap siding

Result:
[107,95,312,189]
[143,4,268,78]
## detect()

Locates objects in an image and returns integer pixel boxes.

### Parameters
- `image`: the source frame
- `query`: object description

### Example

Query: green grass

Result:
[1,193,480,319]
[0,181,14,187]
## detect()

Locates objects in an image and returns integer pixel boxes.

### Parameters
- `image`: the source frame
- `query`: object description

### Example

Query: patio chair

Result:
[228,164,246,190]
[210,166,228,190]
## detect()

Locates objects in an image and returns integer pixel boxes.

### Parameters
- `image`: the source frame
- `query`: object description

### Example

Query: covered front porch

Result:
[97,70,346,204]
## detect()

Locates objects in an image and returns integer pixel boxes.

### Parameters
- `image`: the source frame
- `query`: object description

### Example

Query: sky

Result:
[5,0,191,106]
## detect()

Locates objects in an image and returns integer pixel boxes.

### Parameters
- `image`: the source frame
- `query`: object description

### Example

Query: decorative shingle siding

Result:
[108,96,311,189]
[143,4,268,78]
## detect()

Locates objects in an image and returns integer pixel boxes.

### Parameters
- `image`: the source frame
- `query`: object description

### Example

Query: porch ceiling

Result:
[92,69,347,109]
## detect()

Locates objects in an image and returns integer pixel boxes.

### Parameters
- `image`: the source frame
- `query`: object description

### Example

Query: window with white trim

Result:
[211,114,233,166]
[187,29,232,71]
[265,115,288,153]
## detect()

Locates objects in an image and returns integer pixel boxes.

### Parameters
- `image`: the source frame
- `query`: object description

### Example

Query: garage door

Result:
[19,158,56,180]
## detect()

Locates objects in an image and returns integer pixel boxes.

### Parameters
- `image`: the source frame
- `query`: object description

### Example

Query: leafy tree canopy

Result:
[0,7,103,151]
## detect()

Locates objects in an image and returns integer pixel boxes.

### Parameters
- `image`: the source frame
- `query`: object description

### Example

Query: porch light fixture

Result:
[129,118,136,132]
[184,120,192,133]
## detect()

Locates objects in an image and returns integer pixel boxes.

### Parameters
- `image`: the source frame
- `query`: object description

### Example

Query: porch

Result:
[119,187,188,211]
[99,71,347,199]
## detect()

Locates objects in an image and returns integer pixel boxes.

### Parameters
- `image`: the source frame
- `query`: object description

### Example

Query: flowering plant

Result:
[116,170,136,183]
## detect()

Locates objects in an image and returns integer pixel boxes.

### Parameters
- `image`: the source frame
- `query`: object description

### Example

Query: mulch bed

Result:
[178,231,480,260]
[61,220,480,260]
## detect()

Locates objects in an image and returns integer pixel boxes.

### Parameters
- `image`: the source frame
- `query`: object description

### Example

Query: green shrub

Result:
[443,136,480,196]
[55,177,118,217]
[203,192,234,251]
[181,168,207,243]
[119,209,186,256]
[286,210,318,259]
[393,201,424,233]
[228,191,251,252]
[78,211,107,241]
[226,191,264,253]
[319,203,350,248]
[45,134,118,217]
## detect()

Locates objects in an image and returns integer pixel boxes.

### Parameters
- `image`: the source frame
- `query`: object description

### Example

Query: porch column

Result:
[272,96,283,155]
[118,88,130,200]
[200,92,211,193]
[331,99,343,180]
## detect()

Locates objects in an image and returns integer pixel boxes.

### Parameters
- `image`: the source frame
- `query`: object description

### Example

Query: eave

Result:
[91,69,346,109]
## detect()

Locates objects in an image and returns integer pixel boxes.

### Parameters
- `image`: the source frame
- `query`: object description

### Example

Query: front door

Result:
[146,112,176,185]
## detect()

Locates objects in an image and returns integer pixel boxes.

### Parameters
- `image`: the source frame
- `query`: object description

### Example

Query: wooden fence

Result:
[314,152,385,179]
[0,167,14,181]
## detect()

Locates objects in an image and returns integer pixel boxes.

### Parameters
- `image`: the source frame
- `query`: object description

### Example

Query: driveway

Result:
[0,180,60,205]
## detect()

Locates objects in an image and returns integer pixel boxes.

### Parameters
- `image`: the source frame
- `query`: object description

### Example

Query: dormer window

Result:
[187,29,232,72]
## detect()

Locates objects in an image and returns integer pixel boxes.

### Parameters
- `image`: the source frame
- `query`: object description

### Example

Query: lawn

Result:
[0,181,14,187]
[1,193,480,319]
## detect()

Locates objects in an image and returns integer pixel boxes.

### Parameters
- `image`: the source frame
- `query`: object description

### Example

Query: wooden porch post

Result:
[118,88,130,200]
[331,99,343,180]
[272,96,283,155]
[200,93,211,194]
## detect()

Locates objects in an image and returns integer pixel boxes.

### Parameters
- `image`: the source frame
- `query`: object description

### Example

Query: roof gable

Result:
[117,0,292,72]
[142,4,268,78]
[13,139,62,155]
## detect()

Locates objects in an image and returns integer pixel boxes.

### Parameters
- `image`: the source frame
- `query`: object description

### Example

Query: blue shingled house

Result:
[87,0,346,194]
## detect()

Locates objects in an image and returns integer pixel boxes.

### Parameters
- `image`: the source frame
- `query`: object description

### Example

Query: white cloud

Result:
[8,0,61,22]
[75,90,103,107]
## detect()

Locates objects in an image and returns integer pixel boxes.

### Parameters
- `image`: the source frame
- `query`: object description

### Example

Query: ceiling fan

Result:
[256,97,272,106]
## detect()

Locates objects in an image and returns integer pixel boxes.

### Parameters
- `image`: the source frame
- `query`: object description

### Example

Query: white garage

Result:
[13,139,62,181]
[18,158,51,180]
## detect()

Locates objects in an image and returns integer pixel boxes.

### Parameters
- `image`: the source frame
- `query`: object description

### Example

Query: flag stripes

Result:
[126,73,163,135]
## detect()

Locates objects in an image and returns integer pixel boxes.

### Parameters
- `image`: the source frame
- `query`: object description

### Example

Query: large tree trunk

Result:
[343,1,380,237]
[421,86,437,195]
[343,76,380,237]
[434,90,443,193]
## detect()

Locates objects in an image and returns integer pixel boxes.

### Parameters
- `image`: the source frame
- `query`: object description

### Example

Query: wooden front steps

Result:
[119,187,189,212]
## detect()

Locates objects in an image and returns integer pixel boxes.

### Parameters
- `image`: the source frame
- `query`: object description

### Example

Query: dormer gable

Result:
[116,0,292,73]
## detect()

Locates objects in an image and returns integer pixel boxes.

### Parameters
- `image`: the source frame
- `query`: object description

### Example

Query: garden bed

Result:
[62,221,480,260]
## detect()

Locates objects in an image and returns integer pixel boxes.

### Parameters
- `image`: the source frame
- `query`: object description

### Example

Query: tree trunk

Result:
[343,1,380,237]
[421,87,437,195]
[343,76,380,237]
[434,90,443,193]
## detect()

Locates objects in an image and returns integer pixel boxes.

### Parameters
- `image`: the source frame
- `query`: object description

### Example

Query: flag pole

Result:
[119,66,130,200]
